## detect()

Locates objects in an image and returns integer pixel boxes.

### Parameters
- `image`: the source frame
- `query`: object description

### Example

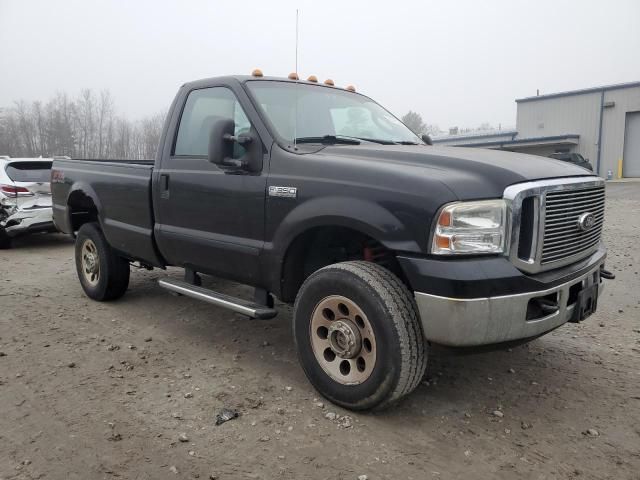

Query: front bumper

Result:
[405,248,606,347]
[1,206,54,237]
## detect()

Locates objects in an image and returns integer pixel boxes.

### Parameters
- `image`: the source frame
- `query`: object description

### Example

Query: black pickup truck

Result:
[52,72,612,410]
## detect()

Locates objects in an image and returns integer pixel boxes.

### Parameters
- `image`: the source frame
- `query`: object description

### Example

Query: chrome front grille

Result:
[541,186,605,265]
[504,177,605,274]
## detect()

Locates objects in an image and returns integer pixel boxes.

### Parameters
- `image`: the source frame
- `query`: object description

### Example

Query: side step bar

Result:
[158,278,278,320]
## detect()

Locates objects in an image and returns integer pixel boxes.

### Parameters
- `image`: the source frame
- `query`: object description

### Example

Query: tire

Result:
[75,222,130,301]
[293,261,427,411]
[0,227,11,249]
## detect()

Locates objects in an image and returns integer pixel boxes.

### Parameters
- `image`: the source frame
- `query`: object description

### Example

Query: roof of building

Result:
[432,129,517,143]
[440,133,580,149]
[516,81,640,103]
[478,134,579,147]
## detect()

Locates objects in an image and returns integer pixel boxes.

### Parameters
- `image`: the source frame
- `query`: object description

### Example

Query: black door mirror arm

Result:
[220,158,248,170]
[223,133,253,146]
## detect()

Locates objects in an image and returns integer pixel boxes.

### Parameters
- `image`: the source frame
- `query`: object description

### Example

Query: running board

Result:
[158,278,278,320]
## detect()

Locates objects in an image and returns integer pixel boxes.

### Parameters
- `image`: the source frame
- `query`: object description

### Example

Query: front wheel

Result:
[293,261,427,411]
[75,222,130,301]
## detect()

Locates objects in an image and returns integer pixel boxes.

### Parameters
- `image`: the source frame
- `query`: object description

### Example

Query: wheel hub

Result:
[84,252,98,273]
[80,239,100,286]
[327,320,361,359]
[309,295,377,385]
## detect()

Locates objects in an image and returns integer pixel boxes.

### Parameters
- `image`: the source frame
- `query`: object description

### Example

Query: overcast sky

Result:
[1,0,639,131]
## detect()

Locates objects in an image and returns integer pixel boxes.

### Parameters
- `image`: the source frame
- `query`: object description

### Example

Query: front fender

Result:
[271,195,422,257]
[263,195,425,298]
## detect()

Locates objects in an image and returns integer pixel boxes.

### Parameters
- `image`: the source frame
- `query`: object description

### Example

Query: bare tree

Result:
[97,90,114,158]
[75,89,96,157]
[0,107,21,155]
[423,124,443,136]
[47,93,76,157]
[0,89,166,160]
[139,112,166,160]
[113,117,132,158]
[14,100,38,156]
[457,122,501,135]
[401,111,427,136]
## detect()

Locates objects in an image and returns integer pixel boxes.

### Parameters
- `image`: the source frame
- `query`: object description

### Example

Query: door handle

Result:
[160,174,170,199]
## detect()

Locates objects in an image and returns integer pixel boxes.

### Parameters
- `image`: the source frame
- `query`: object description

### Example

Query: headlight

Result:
[431,199,507,255]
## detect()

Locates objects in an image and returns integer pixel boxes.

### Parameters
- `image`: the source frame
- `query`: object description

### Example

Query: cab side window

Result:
[174,87,251,158]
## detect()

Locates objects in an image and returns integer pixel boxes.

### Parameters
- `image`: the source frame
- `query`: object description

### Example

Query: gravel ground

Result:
[1,183,639,480]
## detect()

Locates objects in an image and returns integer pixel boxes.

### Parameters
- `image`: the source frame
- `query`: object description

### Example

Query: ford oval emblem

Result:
[577,212,596,231]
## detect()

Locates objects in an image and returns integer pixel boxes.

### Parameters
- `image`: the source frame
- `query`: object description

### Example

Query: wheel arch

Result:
[274,196,421,254]
[270,196,421,302]
[66,183,103,234]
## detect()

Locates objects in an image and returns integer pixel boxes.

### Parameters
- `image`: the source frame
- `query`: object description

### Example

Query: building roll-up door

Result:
[623,112,640,178]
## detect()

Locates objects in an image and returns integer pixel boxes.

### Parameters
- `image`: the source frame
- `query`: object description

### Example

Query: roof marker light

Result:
[251,69,264,77]
[307,75,318,83]
[345,85,356,92]
[288,72,299,80]
[324,79,335,86]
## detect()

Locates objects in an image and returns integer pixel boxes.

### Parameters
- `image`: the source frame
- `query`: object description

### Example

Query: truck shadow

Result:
[117,269,595,427]
[4,232,73,251]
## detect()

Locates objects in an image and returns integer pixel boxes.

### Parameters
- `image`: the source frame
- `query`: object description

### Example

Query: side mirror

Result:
[208,118,235,165]
[208,118,261,172]
[421,134,433,146]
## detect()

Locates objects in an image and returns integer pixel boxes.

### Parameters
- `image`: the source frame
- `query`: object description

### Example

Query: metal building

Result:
[433,81,640,178]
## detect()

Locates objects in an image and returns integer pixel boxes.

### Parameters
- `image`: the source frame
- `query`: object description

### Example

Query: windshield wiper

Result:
[293,135,409,146]
[353,137,396,145]
[294,135,361,145]
[343,136,412,145]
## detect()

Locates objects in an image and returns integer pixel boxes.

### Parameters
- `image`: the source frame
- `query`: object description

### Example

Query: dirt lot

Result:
[1,183,639,480]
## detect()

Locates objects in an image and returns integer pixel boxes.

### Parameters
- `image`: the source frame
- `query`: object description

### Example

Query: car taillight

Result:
[0,184,34,196]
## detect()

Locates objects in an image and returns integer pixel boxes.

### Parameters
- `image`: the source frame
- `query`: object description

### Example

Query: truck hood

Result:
[318,144,596,199]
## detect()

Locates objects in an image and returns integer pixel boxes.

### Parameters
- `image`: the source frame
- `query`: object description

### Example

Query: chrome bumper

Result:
[414,258,605,347]
[1,206,54,236]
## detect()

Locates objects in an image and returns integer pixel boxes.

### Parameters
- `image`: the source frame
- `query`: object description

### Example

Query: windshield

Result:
[246,81,421,145]
[5,161,52,182]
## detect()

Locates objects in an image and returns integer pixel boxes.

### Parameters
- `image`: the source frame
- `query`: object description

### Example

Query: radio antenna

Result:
[294,9,299,148]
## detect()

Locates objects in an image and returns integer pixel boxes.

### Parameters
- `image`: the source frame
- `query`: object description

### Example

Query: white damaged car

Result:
[0,156,57,248]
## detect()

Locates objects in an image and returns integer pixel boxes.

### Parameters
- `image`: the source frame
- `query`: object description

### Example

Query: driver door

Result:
[154,86,266,284]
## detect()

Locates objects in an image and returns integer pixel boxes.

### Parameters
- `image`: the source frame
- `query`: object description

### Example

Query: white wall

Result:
[517,86,640,177]
[516,92,601,169]
[600,87,640,177]
[433,86,640,177]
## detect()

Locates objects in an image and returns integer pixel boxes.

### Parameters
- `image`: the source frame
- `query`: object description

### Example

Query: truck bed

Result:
[67,158,155,165]
[51,158,162,266]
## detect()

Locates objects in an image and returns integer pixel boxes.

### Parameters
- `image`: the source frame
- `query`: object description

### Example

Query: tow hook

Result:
[600,267,615,280]
[536,297,560,315]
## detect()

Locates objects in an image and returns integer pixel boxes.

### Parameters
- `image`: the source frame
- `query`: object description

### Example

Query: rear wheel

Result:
[0,228,11,249]
[75,222,130,301]
[293,261,427,411]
